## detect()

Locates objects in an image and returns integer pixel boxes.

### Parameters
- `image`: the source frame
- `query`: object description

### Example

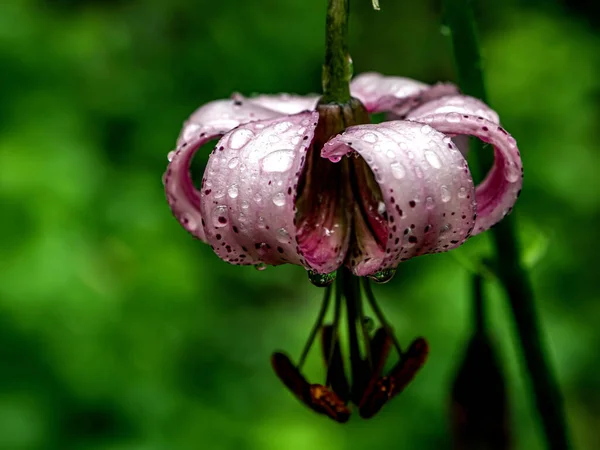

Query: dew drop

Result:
[386,150,395,159]
[228,184,239,198]
[363,132,378,143]
[167,150,176,162]
[425,196,435,210]
[180,212,197,231]
[257,216,266,229]
[457,187,468,198]
[420,124,433,135]
[308,270,336,287]
[440,185,451,202]
[228,157,240,169]
[255,262,267,271]
[274,121,293,133]
[241,200,249,210]
[424,150,442,169]
[368,268,396,284]
[390,162,405,179]
[261,149,295,173]
[377,201,386,215]
[277,227,290,243]
[505,163,520,182]
[229,128,254,149]
[268,134,281,144]
[212,206,228,228]
[446,112,461,123]
[272,192,286,206]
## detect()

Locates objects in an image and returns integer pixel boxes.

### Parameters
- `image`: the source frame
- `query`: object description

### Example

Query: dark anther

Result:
[271,352,351,423]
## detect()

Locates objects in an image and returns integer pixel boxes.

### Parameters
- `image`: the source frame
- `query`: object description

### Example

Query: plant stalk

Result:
[442,1,571,449]
[321,0,352,103]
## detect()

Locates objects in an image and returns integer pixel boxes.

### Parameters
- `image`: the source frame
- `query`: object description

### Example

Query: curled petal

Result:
[323,121,477,276]
[406,95,499,157]
[247,94,319,115]
[200,111,329,270]
[164,132,222,242]
[413,114,523,234]
[407,95,500,124]
[177,96,282,145]
[350,72,459,116]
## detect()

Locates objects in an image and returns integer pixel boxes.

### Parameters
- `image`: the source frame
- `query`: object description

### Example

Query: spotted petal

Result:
[350,72,459,117]
[200,111,348,273]
[406,95,500,157]
[177,96,282,145]
[164,132,221,242]
[247,94,319,115]
[323,121,477,276]
[407,95,499,123]
[413,114,523,234]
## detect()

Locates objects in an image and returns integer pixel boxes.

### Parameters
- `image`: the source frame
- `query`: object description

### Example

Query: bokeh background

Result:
[1,0,599,449]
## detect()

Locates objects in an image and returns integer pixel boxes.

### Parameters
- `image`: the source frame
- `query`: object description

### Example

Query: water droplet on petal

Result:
[441,185,451,202]
[229,128,255,149]
[228,157,240,169]
[261,149,295,173]
[457,187,468,198]
[505,163,520,182]
[228,184,239,198]
[255,262,268,271]
[420,124,433,135]
[212,206,228,228]
[386,150,395,159]
[308,270,336,287]
[274,121,293,133]
[368,268,396,284]
[377,201,386,215]
[390,162,405,179]
[272,192,286,206]
[425,150,442,169]
[180,212,197,231]
[425,196,435,209]
[363,132,378,143]
[276,228,290,244]
[167,150,176,162]
[446,112,461,123]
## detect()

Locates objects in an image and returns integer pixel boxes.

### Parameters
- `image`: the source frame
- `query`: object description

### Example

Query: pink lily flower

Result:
[164,72,522,281]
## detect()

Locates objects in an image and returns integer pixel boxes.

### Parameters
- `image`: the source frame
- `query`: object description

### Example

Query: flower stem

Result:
[442,1,572,449]
[321,0,352,104]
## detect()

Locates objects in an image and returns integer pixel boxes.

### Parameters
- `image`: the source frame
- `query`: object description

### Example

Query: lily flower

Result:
[164,72,522,281]
[163,71,523,421]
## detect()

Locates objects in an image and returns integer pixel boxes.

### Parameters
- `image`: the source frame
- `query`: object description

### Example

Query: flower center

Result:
[295,98,393,281]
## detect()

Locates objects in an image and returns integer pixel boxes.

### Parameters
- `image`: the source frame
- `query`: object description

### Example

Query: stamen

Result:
[298,285,332,369]
[321,325,350,402]
[362,278,404,356]
[339,269,367,404]
[326,280,343,387]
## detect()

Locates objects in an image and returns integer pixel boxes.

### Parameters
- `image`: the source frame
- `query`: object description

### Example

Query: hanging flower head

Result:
[164,72,522,281]
[163,70,522,422]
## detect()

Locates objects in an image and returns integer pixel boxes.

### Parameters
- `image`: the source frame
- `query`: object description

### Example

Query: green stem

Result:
[298,285,332,369]
[442,1,571,449]
[339,269,362,390]
[321,0,352,103]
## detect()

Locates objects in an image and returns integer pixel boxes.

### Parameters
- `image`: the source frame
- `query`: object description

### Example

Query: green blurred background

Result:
[1,0,599,449]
